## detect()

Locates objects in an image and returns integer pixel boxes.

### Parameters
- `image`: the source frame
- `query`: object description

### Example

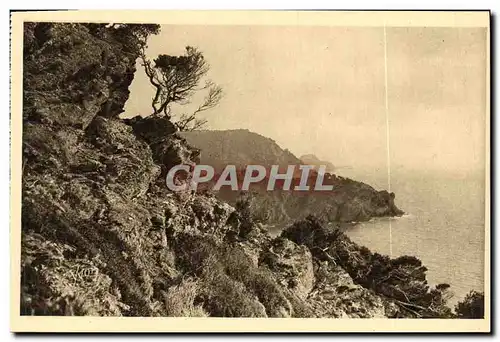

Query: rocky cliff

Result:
[20,23,457,319]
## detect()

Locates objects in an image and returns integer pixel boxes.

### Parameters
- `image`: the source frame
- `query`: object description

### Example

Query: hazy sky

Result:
[123,25,487,178]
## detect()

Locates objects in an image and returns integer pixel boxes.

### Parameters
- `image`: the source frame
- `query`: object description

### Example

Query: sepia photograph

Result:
[9,10,490,332]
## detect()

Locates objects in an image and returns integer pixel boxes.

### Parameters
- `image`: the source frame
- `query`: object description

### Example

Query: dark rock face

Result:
[23,23,142,128]
[125,115,177,141]
[260,237,314,300]
[125,115,200,175]
[20,23,452,319]
[333,188,404,223]
[21,22,172,316]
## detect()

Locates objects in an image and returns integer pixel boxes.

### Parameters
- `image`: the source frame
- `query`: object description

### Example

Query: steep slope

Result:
[20,22,457,319]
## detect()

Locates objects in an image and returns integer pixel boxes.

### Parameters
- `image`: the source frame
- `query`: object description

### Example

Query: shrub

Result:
[455,291,485,318]
[172,232,291,317]
[163,277,207,317]
[201,271,267,317]
[282,215,455,318]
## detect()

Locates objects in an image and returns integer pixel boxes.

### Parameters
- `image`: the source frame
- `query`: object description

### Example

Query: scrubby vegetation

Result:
[19,22,484,319]
[455,290,485,319]
[282,216,460,318]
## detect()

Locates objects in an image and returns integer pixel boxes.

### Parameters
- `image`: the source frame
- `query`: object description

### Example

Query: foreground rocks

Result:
[20,22,469,319]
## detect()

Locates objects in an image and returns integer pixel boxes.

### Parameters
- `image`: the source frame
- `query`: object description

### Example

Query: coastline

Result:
[17,21,484,321]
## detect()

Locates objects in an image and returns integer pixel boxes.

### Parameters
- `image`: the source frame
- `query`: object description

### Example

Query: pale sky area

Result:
[123,25,487,180]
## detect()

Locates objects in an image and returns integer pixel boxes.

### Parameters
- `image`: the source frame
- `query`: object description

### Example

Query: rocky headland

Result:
[19,22,478,318]
[180,129,404,225]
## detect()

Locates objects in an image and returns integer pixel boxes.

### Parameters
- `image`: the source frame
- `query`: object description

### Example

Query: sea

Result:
[338,169,486,305]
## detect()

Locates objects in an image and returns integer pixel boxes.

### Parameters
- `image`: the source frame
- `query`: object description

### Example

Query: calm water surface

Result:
[341,170,485,304]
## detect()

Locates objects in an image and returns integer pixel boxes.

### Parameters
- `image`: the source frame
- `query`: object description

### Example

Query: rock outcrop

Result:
[20,22,453,319]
